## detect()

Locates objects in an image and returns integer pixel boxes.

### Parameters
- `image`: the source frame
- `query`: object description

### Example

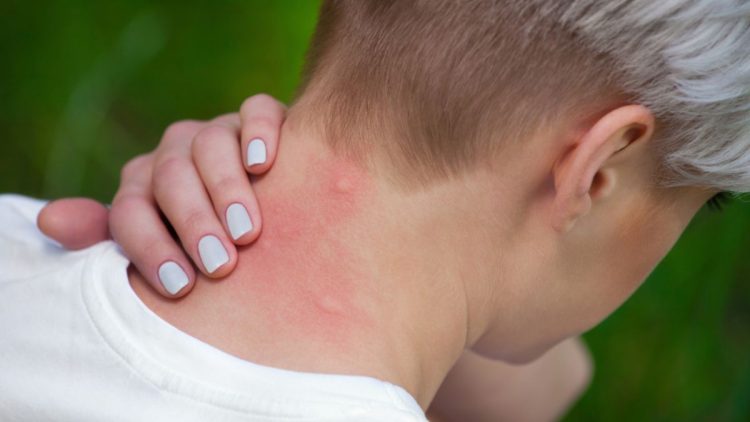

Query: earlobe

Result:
[551,105,654,232]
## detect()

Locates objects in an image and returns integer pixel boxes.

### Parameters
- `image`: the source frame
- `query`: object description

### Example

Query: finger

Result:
[210,112,240,127]
[37,198,110,250]
[192,122,262,245]
[152,137,238,278]
[153,120,205,156]
[239,93,286,174]
[110,154,196,298]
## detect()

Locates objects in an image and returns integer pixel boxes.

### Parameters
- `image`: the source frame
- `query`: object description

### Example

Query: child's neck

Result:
[129,125,472,408]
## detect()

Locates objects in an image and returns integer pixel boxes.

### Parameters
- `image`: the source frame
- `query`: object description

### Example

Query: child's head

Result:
[286,1,750,362]
[295,0,750,191]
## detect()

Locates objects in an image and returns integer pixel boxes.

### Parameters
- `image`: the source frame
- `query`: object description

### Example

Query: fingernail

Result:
[158,261,189,295]
[247,138,267,167]
[198,235,229,273]
[226,203,253,240]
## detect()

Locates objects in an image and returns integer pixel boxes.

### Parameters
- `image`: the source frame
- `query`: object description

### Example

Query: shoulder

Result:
[0,194,51,249]
[0,194,68,281]
[0,194,47,216]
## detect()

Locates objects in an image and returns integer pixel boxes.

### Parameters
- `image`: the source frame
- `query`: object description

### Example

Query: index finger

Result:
[239,94,287,175]
[110,154,197,298]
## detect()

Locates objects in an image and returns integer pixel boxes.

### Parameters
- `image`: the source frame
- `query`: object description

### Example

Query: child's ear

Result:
[551,104,655,232]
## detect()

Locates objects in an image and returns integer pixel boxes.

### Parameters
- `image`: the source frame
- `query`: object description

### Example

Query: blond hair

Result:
[295,0,750,192]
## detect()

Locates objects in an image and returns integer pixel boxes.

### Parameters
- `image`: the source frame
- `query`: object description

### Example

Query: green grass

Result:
[1,2,748,420]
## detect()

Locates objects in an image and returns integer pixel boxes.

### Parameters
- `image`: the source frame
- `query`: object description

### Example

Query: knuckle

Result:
[120,154,151,181]
[151,157,193,198]
[179,209,212,235]
[109,195,148,238]
[252,92,274,103]
[153,156,191,181]
[240,94,262,113]
[251,93,275,106]
[212,175,242,194]
[244,115,278,136]
[130,238,169,265]
[108,197,177,266]
[210,112,240,127]
[240,93,277,115]
[192,125,234,152]
[110,193,146,217]
[162,120,203,143]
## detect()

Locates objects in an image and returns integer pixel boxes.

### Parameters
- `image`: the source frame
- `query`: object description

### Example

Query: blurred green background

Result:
[1,1,748,420]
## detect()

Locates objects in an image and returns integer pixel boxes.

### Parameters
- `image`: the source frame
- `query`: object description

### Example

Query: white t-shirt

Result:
[0,195,426,421]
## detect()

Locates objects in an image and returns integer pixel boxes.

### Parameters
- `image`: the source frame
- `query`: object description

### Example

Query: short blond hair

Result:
[295,0,750,192]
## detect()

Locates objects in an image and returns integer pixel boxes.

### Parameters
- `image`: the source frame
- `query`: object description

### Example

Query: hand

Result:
[38,94,286,298]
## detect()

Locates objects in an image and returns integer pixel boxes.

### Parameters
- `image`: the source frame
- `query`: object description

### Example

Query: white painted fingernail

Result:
[247,138,267,167]
[198,235,229,273]
[226,203,253,240]
[158,261,189,295]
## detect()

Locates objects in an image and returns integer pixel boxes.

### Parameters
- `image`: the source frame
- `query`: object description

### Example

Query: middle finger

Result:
[151,127,237,277]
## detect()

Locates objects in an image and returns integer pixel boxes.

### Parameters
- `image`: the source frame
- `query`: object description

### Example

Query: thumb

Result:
[37,198,110,250]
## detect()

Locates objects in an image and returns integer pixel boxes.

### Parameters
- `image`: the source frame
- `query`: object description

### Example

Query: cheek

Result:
[622,206,688,283]
[586,205,692,326]
[484,200,698,362]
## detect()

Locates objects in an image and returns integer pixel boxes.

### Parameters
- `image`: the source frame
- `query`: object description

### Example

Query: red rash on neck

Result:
[231,155,377,347]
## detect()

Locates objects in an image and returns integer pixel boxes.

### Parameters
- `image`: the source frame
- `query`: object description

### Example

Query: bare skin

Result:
[126,101,712,410]
[128,125,467,407]
[39,98,715,419]
[40,98,597,420]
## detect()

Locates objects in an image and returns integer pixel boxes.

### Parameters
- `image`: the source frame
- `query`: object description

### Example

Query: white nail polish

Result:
[247,138,267,167]
[226,203,253,240]
[158,261,189,295]
[198,235,229,273]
